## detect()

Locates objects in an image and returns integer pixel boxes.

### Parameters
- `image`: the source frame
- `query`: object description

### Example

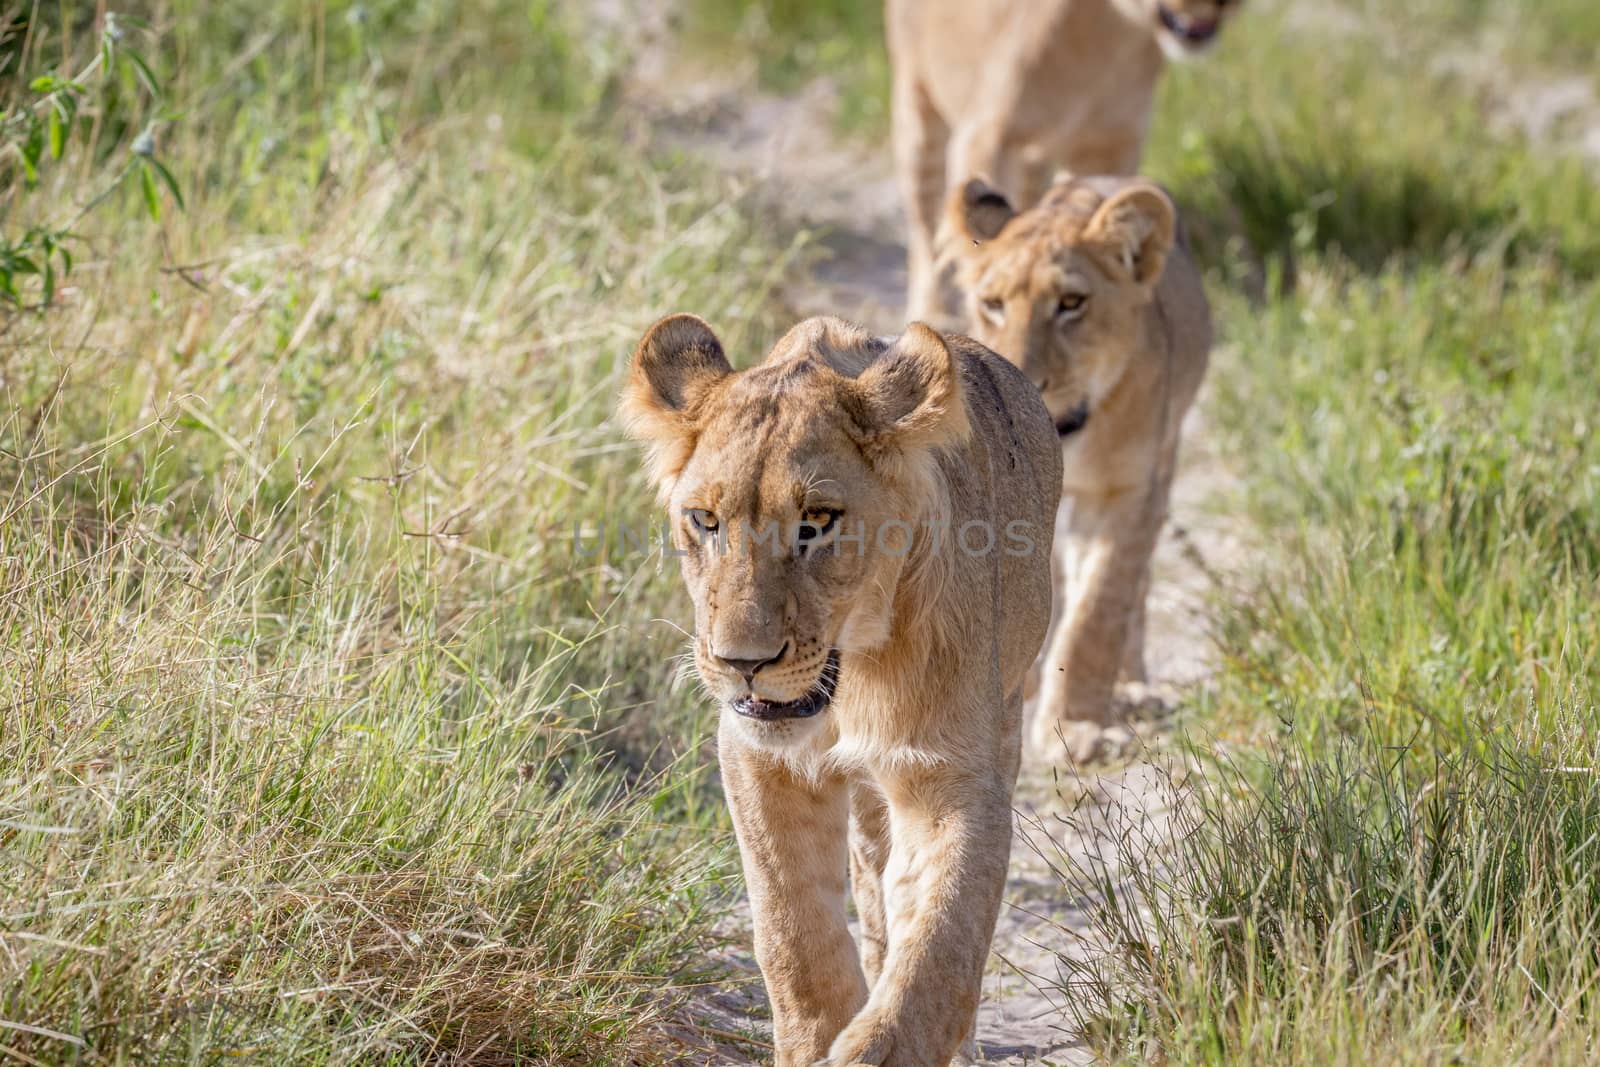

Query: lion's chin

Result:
[1155,4,1221,59]
[722,701,835,753]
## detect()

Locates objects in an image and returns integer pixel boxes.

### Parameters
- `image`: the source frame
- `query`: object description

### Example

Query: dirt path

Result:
[615,23,1239,1065]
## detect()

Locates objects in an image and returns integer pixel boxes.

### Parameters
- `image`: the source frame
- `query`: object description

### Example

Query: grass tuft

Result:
[1060,732,1600,1065]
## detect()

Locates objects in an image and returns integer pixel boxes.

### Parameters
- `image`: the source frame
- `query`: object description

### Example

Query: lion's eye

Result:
[686,509,719,539]
[797,509,841,552]
[980,297,1005,324]
[1057,293,1088,320]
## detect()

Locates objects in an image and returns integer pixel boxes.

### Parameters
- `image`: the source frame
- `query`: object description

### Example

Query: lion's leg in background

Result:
[1060,128,1146,179]
[893,74,950,323]
[826,725,1018,1066]
[720,733,868,1065]
[940,120,1038,321]
[1014,149,1055,212]
[848,781,891,986]
[1119,559,1151,684]
[1120,461,1177,687]
[1025,502,1075,703]
[1031,483,1165,756]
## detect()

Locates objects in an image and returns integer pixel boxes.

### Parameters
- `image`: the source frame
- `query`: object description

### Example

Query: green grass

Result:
[1060,733,1600,1065]
[1142,6,1600,280]
[1203,256,1600,754]
[1407,0,1600,72]
[0,2,801,1062]
[1124,2,1600,768]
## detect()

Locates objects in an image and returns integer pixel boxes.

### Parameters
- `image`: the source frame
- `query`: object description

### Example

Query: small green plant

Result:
[0,11,178,309]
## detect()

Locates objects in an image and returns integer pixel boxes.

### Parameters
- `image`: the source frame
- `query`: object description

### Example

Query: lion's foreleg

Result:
[1058,128,1146,179]
[721,735,868,1065]
[1031,484,1165,753]
[824,769,1013,1066]
[1119,558,1152,684]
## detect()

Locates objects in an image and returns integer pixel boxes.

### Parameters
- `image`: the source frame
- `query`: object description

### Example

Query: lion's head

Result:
[623,315,969,749]
[941,176,1177,440]
[1113,0,1243,58]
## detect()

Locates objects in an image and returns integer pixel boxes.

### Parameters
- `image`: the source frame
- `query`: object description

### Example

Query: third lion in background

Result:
[887,0,1242,320]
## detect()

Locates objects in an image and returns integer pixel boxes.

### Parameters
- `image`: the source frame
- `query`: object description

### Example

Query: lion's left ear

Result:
[1084,184,1176,287]
[621,313,733,492]
[844,323,971,459]
[946,177,1018,244]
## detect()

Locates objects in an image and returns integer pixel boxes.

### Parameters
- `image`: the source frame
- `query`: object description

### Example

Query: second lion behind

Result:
[943,174,1212,761]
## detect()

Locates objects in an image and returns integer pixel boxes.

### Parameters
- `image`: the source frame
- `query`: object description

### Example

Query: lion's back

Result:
[943,334,1062,692]
[952,336,1062,524]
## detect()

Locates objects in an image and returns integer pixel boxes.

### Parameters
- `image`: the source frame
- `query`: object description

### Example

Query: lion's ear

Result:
[845,323,971,458]
[1084,183,1176,287]
[947,177,1018,244]
[621,314,732,491]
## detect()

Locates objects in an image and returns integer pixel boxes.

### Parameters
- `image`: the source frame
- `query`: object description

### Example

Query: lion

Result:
[887,0,1243,319]
[941,175,1211,761]
[622,313,1061,1065]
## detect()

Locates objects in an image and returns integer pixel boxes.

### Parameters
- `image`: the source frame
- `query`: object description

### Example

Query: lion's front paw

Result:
[1114,680,1178,722]
[819,1009,898,1066]
[1037,719,1137,766]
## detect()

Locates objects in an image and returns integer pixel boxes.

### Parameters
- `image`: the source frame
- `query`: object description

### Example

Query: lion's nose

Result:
[714,643,787,681]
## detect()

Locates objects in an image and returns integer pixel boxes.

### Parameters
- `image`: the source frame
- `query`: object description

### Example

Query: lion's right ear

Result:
[621,314,732,492]
[946,178,1018,244]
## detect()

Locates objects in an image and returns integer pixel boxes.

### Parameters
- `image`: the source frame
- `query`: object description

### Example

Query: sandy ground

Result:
[610,14,1242,1064]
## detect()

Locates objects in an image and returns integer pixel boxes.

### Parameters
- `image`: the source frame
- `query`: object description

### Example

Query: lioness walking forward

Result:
[623,315,1060,1065]
[943,175,1211,761]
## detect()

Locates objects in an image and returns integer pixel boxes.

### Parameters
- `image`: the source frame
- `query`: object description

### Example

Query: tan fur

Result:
[887,0,1242,320]
[624,314,1061,1065]
[943,176,1212,760]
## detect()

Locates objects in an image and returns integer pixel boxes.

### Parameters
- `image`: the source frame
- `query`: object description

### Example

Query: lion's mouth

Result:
[1157,4,1220,45]
[1055,402,1091,437]
[732,649,841,722]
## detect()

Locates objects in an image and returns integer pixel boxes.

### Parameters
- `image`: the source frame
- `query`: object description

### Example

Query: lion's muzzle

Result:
[1157,3,1221,45]
[1055,401,1090,437]
[731,649,841,721]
